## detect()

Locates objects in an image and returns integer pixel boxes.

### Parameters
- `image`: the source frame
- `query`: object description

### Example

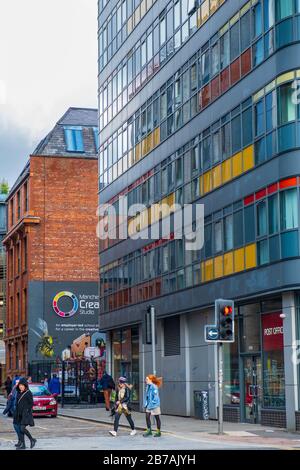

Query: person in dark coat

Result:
[4,376,12,397]
[3,379,22,447]
[99,371,115,411]
[14,378,36,450]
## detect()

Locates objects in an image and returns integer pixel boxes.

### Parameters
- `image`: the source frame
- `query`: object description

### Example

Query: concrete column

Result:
[282,292,298,431]
[183,315,191,416]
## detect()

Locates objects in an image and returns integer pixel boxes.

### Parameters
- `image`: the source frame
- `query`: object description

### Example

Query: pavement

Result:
[1,395,300,450]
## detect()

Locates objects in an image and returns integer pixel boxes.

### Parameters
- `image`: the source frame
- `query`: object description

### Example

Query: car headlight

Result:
[49,400,57,406]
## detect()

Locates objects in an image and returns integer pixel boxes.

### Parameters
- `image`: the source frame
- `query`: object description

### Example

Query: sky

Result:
[0,0,98,187]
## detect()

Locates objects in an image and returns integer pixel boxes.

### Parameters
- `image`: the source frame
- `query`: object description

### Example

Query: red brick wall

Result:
[29,155,98,282]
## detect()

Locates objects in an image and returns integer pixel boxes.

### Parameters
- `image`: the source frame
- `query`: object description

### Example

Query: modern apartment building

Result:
[98,0,300,429]
[0,190,7,385]
[3,108,100,378]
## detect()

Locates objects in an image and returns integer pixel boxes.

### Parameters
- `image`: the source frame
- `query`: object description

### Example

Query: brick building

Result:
[3,108,99,377]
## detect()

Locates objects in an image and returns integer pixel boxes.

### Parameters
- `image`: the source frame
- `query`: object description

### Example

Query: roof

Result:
[8,108,98,198]
[32,107,98,157]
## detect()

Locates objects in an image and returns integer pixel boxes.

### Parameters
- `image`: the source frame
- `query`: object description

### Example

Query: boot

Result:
[30,438,37,449]
[15,441,22,448]
[153,430,161,437]
[143,428,152,437]
[17,442,26,450]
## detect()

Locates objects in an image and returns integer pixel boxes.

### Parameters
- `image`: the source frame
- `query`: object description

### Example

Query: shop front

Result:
[223,297,286,426]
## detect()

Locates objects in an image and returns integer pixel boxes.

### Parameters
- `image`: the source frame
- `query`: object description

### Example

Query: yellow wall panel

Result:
[135,143,141,161]
[167,192,175,208]
[245,243,257,269]
[203,171,212,194]
[234,247,245,272]
[232,152,243,178]
[224,252,234,276]
[205,259,214,281]
[201,262,206,282]
[214,255,223,278]
[153,127,160,146]
[212,164,222,189]
[243,145,254,172]
[222,159,232,183]
[142,137,147,157]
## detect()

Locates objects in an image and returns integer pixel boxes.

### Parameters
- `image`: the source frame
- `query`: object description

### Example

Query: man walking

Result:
[99,371,115,411]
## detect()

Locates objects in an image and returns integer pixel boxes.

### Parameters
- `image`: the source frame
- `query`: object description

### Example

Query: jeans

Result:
[13,424,21,441]
[113,409,135,432]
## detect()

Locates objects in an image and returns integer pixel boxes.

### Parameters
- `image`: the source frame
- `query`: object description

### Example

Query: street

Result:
[1,410,300,451]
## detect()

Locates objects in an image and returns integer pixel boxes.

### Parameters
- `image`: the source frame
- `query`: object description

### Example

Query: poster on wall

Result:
[28,281,104,367]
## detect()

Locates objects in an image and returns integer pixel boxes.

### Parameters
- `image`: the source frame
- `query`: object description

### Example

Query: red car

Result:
[29,383,58,418]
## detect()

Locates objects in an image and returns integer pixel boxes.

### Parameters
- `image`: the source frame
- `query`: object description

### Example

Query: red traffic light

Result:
[223,305,233,316]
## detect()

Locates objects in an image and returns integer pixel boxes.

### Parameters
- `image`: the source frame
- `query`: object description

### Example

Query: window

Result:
[276,17,293,47]
[255,100,265,136]
[242,108,253,146]
[257,201,267,236]
[182,70,190,102]
[241,11,251,51]
[212,130,221,164]
[264,0,275,31]
[278,83,296,124]
[64,127,84,152]
[224,214,233,251]
[221,122,231,159]
[266,91,276,131]
[201,49,210,85]
[253,38,264,65]
[160,16,166,46]
[268,194,279,234]
[230,22,240,61]
[233,211,244,248]
[231,115,241,154]
[160,91,167,121]
[214,220,223,253]
[253,1,262,38]
[212,42,219,76]
[245,205,255,243]
[202,136,211,170]
[204,223,212,258]
[280,189,298,230]
[275,0,294,21]
[220,31,230,69]
[174,1,180,30]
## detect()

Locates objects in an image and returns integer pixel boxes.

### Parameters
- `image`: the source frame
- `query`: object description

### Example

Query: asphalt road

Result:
[0,411,281,450]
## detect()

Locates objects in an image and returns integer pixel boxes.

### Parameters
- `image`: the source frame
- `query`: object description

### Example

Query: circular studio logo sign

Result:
[53,291,79,318]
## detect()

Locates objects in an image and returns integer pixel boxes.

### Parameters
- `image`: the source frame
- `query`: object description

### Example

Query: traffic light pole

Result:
[151,306,156,376]
[218,342,224,435]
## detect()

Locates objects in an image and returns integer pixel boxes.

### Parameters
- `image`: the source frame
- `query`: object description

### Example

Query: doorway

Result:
[242,356,262,423]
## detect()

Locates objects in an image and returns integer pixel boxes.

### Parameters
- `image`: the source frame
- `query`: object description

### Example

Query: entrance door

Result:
[243,356,262,423]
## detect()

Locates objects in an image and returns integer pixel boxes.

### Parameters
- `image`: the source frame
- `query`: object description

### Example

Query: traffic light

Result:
[216,299,235,342]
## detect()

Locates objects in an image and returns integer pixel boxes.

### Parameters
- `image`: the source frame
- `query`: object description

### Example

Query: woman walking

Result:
[143,375,162,437]
[14,378,37,450]
[109,377,136,437]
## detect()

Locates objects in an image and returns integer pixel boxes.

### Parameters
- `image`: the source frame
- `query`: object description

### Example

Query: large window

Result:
[261,312,285,408]
[275,0,294,21]
[280,188,298,230]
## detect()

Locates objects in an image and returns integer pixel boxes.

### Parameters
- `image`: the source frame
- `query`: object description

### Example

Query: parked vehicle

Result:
[29,383,58,418]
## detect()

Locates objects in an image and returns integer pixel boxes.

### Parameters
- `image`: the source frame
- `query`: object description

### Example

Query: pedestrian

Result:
[14,378,37,450]
[48,374,61,396]
[43,374,49,389]
[109,377,136,437]
[99,371,115,411]
[4,376,12,397]
[27,376,33,384]
[143,375,163,437]
[3,379,22,447]
[12,374,20,387]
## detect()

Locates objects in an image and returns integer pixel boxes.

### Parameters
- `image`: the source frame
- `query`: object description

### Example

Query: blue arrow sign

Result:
[205,325,219,342]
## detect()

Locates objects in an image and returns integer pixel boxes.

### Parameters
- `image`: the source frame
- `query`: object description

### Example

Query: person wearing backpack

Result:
[99,371,115,411]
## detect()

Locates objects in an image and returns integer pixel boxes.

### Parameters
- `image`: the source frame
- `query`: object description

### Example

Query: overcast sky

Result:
[0,0,98,187]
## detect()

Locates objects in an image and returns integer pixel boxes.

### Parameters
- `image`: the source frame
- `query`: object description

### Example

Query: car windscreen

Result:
[30,385,52,397]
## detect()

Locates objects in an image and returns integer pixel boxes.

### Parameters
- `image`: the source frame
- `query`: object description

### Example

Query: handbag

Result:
[110,389,116,403]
